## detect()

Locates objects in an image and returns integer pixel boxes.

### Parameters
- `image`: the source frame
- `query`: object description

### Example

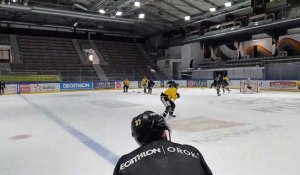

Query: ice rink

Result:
[1,88,300,175]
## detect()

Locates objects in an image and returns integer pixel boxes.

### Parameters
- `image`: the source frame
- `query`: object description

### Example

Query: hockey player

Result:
[123,78,130,93]
[141,76,148,93]
[147,79,155,94]
[0,81,5,95]
[245,77,252,90]
[160,81,180,117]
[211,74,222,96]
[167,80,175,87]
[113,111,213,175]
[222,75,231,94]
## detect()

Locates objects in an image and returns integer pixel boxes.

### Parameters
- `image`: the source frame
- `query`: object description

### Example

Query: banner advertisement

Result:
[4,84,18,94]
[130,81,139,89]
[187,80,207,87]
[20,84,30,93]
[269,81,297,90]
[30,83,60,93]
[94,81,115,89]
[115,81,123,89]
[153,81,164,88]
[164,80,187,87]
[115,81,139,89]
[60,82,93,91]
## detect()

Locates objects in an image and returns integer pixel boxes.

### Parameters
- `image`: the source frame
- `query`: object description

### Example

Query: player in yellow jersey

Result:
[222,75,231,94]
[297,81,300,90]
[123,78,130,92]
[141,76,148,93]
[160,81,180,117]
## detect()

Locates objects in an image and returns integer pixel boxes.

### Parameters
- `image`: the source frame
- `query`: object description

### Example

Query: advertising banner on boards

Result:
[30,83,60,93]
[60,82,93,91]
[4,84,18,94]
[94,81,115,89]
[20,84,30,93]
[187,80,207,87]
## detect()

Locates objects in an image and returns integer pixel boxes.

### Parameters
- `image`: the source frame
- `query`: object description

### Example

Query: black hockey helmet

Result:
[167,80,175,87]
[172,82,179,89]
[131,111,171,146]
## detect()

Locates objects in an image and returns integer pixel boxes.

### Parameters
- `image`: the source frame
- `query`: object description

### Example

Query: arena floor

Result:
[1,88,300,175]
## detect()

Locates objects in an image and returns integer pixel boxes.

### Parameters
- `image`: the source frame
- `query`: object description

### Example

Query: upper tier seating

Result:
[94,40,154,80]
[0,34,9,45]
[10,35,100,81]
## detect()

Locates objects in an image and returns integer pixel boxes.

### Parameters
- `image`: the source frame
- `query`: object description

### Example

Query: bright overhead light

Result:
[139,13,145,19]
[134,1,140,7]
[254,22,258,26]
[73,22,78,27]
[88,54,94,62]
[12,0,16,2]
[252,40,259,42]
[116,11,122,16]
[225,2,232,7]
[184,16,190,21]
[209,7,216,12]
[99,9,105,14]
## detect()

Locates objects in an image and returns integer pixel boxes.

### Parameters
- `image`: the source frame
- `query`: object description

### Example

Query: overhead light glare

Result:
[99,9,105,14]
[73,22,78,27]
[134,1,140,7]
[116,11,122,16]
[254,22,258,26]
[89,54,94,62]
[210,7,216,12]
[225,2,232,7]
[184,16,190,21]
[252,40,259,42]
[139,13,145,19]
[12,0,16,2]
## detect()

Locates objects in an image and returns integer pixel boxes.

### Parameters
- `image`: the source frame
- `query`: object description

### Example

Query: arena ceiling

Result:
[0,0,251,37]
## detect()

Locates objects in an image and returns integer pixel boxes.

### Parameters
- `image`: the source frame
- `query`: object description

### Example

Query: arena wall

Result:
[2,79,300,96]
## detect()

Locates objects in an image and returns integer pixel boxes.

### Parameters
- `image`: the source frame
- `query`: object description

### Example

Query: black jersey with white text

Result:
[113,140,213,175]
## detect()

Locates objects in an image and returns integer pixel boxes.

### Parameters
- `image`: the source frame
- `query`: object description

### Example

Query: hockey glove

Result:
[176,93,180,98]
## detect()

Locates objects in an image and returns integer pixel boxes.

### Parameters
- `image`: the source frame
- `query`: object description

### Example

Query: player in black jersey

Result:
[0,81,5,95]
[113,111,213,175]
[210,74,222,96]
[147,79,155,94]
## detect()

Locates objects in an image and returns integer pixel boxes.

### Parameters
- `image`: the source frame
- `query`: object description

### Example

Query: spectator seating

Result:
[0,34,9,45]
[10,35,100,81]
[94,40,154,80]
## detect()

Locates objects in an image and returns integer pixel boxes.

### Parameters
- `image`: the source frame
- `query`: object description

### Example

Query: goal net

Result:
[240,80,260,93]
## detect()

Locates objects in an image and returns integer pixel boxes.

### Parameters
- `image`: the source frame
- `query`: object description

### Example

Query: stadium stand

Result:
[10,35,100,82]
[0,34,9,45]
[94,40,154,80]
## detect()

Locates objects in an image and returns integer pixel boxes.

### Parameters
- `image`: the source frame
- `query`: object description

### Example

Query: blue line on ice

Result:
[20,95,119,165]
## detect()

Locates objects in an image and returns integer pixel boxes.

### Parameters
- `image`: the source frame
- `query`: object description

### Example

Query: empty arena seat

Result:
[10,35,100,82]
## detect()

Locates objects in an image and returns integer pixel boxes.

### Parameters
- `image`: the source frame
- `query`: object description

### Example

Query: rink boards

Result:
[3,80,300,95]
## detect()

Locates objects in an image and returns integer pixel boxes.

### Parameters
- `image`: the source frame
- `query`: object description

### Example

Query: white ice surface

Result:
[0,88,300,175]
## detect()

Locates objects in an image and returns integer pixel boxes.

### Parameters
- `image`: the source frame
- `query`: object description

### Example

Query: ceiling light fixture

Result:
[225,2,232,7]
[73,22,78,27]
[184,16,190,21]
[134,1,140,7]
[99,9,105,14]
[116,11,122,16]
[139,13,145,19]
[209,7,216,12]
